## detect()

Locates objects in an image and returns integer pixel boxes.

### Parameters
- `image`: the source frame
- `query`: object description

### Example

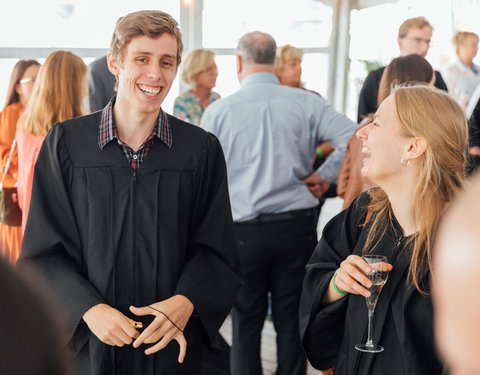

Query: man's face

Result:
[398,26,432,57]
[108,34,178,115]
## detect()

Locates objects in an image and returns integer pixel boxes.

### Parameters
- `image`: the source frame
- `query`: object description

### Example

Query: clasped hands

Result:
[302,172,330,198]
[82,295,194,363]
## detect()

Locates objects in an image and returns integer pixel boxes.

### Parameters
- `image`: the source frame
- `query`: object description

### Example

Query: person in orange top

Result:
[17,51,87,234]
[0,59,40,264]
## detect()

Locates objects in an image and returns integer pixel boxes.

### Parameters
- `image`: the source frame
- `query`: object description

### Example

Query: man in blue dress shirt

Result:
[201,31,355,375]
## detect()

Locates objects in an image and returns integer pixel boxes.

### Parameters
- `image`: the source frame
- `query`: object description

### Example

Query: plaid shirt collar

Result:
[98,95,172,150]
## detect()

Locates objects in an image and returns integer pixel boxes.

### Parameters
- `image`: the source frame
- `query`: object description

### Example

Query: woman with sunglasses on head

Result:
[300,84,467,375]
[0,59,40,264]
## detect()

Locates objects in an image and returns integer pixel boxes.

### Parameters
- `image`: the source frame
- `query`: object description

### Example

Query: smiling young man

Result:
[18,10,241,375]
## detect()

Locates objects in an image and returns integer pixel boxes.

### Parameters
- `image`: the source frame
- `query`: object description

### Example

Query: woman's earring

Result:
[400,158,410,167]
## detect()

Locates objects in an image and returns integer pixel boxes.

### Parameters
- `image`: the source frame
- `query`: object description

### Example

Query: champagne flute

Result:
[355,255,389,353]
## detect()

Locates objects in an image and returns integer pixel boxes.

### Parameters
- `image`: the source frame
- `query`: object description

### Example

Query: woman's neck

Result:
[460,55,474,68]
[19,95,27,108]
[381,175,418,237]
[191,85,210,102]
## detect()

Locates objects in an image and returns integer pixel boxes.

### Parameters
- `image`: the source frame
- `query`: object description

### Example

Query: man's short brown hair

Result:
[110,10,183,67]
[398,16,433,39]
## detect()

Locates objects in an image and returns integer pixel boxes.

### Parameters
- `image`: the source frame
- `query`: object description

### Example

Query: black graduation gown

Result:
[467,98,480,173]
[299,192,443,375]
[469,97,480,147]
[18,112,242,375]
[357,66,448,123]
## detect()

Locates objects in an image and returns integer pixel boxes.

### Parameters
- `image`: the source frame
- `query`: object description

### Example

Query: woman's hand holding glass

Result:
[338,255,392,295]
[324,255,393,304]
[355,255,390,353]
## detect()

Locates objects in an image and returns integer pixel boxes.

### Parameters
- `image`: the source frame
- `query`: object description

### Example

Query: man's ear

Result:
[236,54,242,75]
[406,136,428,161]
[107,52,120,76]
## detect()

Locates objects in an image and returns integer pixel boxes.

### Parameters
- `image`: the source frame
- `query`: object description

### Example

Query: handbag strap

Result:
[0,135,17,191]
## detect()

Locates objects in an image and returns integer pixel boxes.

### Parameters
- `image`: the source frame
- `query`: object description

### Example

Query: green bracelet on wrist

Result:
[315,148,323,158]
[333,269,347,295]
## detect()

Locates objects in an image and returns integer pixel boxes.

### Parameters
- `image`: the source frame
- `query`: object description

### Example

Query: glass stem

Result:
[366,310,374,347]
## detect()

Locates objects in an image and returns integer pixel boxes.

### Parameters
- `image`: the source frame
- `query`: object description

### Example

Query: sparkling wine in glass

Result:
[355,255,389,353]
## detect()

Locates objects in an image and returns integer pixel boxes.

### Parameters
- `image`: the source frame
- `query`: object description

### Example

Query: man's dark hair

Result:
[237,31,276,65]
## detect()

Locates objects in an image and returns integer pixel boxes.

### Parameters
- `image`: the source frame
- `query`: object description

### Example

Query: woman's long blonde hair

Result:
[20,50,87,136]
[364,85,468,294]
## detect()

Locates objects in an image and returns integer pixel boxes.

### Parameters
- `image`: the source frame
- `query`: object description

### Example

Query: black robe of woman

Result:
[467,98,480,173]
[299,192,443,375]
[18,112,242,375]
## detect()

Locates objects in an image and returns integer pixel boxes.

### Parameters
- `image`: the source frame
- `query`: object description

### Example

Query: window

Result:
[199,0,332,98]
[0,1,180,109]
[347,0,453,120]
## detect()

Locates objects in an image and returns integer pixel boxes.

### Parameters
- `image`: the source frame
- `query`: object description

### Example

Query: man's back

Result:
[202,72,354,221]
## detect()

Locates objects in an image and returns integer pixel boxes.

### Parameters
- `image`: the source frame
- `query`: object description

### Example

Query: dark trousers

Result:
[231,215,317,375]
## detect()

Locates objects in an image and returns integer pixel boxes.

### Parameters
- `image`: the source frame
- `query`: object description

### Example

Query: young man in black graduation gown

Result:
[17,10,241,375]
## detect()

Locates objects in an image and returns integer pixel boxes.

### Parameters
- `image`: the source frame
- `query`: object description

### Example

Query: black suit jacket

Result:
[88,56,116,112]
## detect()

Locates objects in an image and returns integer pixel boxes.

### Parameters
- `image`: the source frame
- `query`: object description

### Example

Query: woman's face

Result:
[195,63,218,90]
[356,95,413,185]
[16,64,40,106]
[278,58,302,88]
[459,35,479,62]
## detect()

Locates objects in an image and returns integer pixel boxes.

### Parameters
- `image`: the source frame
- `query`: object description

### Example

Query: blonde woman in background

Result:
[276,44,333,179]
[0,59,40,264]
[443,31,480,108]
[17,50,87,233]
[275,44,305,89]
[173,49,220,125]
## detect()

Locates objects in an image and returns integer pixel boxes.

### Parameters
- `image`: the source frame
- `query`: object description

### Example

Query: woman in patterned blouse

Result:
[174,49,220,126]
